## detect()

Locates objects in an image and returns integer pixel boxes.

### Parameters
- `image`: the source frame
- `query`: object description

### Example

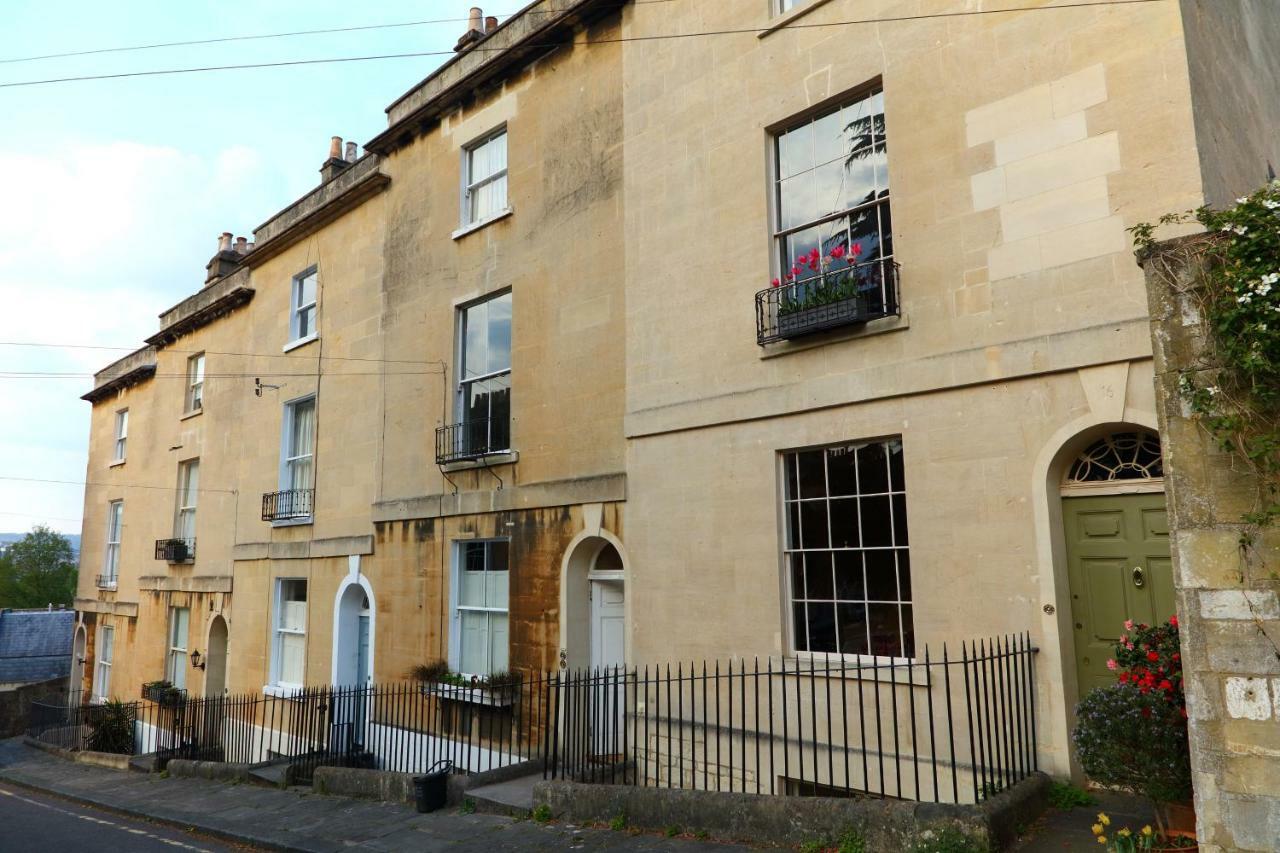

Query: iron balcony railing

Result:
[94,574,117,590]
[261,488,314,522]
[435,417,511,465]
[154,538,195,563]
[756,259,900,345]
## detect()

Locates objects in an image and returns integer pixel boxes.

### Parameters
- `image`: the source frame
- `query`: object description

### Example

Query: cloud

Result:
[0,139,285,534]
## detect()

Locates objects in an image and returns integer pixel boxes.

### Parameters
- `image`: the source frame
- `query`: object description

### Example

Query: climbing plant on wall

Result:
[1131,179,1280,540]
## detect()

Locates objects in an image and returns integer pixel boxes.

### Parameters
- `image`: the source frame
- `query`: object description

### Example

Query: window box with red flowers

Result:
[756,244,899,345]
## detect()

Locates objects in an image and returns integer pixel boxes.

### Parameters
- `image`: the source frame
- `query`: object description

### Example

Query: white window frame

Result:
[455,290,513,455]
[460,127,509,228]
[92,625,113,703]
[276,396,316,525]
[271,578,308,690]
[167,607,189,691]
[287,267,319,348]
[185,353,205,413]
[175,459,199,545]
[112,409,128,463]
[102,500,123,587]
[448,539,510,678]
[781,437,914,664]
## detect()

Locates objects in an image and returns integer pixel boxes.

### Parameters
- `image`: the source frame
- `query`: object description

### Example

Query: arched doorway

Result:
[71,625,86,702]
[560,535,628,756]
[332,569,375,751]
[1060,430,1172,696]
[205,616,228,696]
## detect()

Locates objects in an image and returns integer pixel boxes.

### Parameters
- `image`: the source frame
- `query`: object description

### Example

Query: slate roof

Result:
[0,608,74,684]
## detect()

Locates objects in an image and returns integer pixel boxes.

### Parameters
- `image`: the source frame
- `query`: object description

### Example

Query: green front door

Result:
[1064,493,1175,695]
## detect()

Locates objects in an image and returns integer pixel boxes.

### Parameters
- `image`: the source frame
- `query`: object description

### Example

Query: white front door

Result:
[590,580,625,754]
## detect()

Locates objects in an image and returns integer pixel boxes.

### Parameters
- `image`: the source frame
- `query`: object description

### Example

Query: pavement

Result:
[1011,789,1157,851]
[0,738,749,852]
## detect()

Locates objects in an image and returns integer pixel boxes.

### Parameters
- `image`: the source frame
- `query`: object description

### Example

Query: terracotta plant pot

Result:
[1165,801,1196,834]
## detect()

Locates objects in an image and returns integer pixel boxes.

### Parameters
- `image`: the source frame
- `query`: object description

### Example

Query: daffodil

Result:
[1118,827,1131,837]
[1096,835,1107,845]
[1098,813,1111,826]
[1092,823,1104,836]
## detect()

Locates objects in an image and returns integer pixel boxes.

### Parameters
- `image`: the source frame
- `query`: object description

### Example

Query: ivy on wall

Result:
[1132,180,1280,540]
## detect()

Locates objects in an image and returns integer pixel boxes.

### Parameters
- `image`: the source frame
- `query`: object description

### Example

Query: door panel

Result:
[1065,493,1173,695]
[590,580,626,755]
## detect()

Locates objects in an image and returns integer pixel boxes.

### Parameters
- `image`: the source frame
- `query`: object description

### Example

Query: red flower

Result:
[1169,615,1178,628]
[1172,653,1180,662]
[830,245,846,260]
[1159,679,1173,691]
[790,266,802,278]
[771,278,780,288]
[851,243,864,256]
[1118,673,1129,683]
[1147,651,1160,662]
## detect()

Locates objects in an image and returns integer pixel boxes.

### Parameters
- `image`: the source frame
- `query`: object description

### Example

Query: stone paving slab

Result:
[0,739,747,852]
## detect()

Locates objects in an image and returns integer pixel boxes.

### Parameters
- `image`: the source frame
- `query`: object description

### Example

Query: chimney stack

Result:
[485,15,498,33]
[345,141,358,162]
[320,135,353,183]
[456,7,485,51]
[206,231,241,285]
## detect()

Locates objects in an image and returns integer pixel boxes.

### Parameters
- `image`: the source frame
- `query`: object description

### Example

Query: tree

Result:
[0,526,77,609]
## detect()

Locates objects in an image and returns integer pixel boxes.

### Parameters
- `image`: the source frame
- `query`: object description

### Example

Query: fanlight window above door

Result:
[1066,431,1164,484]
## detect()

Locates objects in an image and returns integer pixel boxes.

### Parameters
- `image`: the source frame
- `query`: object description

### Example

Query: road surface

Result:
[0,780,255,852]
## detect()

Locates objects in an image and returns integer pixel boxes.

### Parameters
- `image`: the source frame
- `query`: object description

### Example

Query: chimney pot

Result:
[218,232,233,253]
[469,7,483,31]
[344,141,357,162]
[329,136,343,159]
[247,241,256,252]
[235,236,248,254]
[485,16,498,33]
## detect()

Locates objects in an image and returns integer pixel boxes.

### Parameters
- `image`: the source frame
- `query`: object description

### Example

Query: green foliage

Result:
[85,700,134,754]
[799,842,823,853]
[609,813,627,831]
[1073,684,1192,807]
[909,827,989,853]
[663,825,681,838]
[778,272,866,318]
[1132,180,1280,535]
[0,525,77,609]
[531,804,552,823]
[1091,815,1159,852]
[1047,780,1095,810]
[408,660,521,692]
[836,830,866,853]
[459,798,476,815]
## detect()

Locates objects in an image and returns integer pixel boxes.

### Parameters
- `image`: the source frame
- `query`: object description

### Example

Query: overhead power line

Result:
[0,474,236,495]
[0,0,679,65]
[0,0,1170,90]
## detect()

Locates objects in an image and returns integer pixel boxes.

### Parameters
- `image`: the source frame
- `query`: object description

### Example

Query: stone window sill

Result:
[784,654,931,687]
[758,0,837,39]
[271,517,314,528]
[283,333,319,354]
[759,313,909,360]
[262,684,304,699]
[452,207,514,241]
[109,459,126,468]
[180,408,203,422]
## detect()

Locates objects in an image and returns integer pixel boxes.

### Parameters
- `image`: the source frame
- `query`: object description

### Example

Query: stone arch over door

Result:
[559,530,628,673]
[1030,413,1162,778]
[332,557,376,687]
[204,615,229,696]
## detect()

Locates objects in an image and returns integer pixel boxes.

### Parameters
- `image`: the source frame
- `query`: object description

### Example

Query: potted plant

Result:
[1074,617,1195,850]
[141,680,186,706]
[409,661,521,706]
[85,700,135,754]
[770,244,871,338]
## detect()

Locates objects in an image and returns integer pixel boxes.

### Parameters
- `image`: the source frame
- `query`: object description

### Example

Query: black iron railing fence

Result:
[548,634,1037,804]
[27,635,1035,803]
[154,538,195,562]
[261,488,314,522]
[756,259,900,345]
[435,417,510,465]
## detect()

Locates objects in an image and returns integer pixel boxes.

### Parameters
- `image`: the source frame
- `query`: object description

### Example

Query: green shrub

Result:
[85,700,133,754]
[664,825,681,838]
[609,813,626,831]
[1047,780,1096,810]
[531,804,552,823]
[1073,683,1192,808]
[836,829,867,853]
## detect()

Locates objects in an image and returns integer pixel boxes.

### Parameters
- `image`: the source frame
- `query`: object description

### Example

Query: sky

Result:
[0,0,503,535]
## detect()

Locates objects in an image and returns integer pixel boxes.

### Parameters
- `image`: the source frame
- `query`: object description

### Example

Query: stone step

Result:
[465,772,540,816]
[246,760,291,789]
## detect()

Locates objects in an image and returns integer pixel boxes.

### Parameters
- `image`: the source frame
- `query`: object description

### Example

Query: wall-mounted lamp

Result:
[190,649,206,671]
